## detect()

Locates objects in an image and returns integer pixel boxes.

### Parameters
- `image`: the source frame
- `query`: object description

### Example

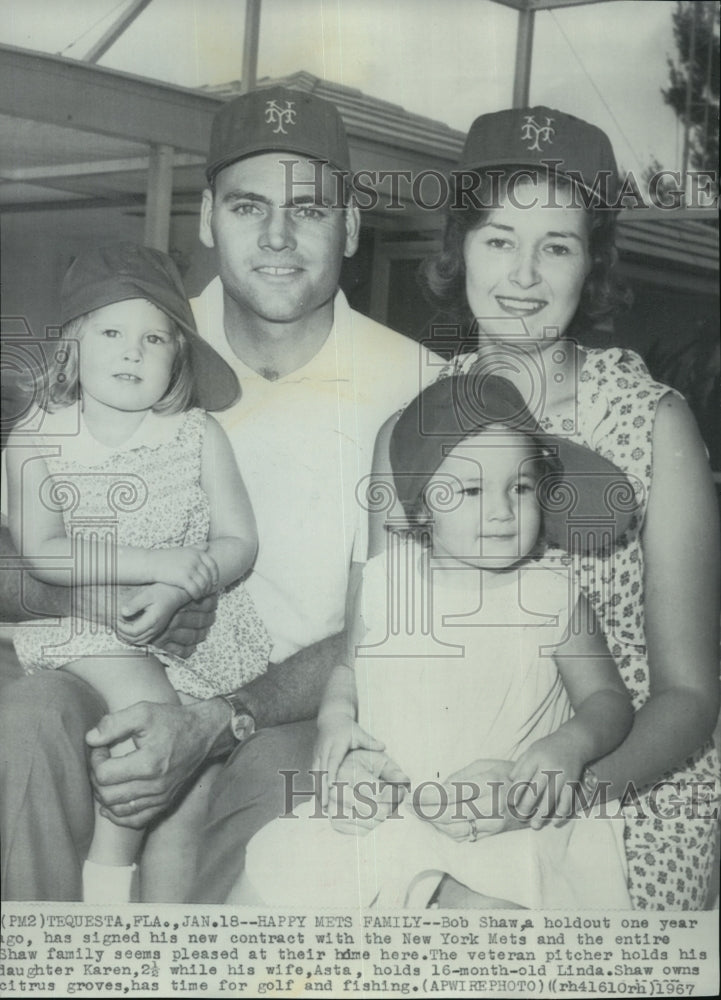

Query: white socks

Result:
[82,859,138,903]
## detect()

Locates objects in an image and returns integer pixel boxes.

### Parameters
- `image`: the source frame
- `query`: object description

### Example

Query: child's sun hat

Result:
[60,243,240,411]
[389,372,640,552]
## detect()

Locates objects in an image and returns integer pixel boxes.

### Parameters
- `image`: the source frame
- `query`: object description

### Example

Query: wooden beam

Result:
[0,44,221,153]
[143,143,174,251]
[1,153,204,183]
[490,0,530,10]
[527,0,625,9]
[491,0,624,9]
[84,0,154,64]
[0,194,147,214]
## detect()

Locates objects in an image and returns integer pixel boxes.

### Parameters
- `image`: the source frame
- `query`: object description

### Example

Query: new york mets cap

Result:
[206,86,351,182]
[455,106,619,205]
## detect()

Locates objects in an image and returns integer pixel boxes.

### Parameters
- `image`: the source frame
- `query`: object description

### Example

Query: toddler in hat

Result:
[235,373,634,909]
[6,243,270,903]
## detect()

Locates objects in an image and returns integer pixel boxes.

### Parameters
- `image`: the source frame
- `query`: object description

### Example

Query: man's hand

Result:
[115,583,188,646]
[118,586,218,658]
[328,747,409,836]
[86,698,229,828]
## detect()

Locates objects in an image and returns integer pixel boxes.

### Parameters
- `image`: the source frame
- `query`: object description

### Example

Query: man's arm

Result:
[240,558,363,730]
[0,524,70,620]
[88,560,365,826]
[236,630,346,729]
[1,525,215,657]
[1,522,134,624]
[87,629,346,826]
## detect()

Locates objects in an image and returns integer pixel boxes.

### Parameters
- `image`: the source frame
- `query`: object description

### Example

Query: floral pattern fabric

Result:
[14,407,270,699]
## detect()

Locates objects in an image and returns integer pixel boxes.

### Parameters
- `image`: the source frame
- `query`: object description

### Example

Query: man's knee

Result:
[190,721,319,902]
[0,671,105,751]
[220,720,317,803]
[202,720,318,833]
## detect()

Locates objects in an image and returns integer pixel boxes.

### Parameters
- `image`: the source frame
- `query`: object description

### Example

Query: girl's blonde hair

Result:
[43,308,196,414]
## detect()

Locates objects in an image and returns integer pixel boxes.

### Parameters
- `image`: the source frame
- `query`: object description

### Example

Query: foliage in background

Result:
[662,0,720,173]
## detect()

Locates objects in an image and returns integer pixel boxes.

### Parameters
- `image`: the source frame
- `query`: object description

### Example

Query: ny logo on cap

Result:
[521,115,555,152]
[265,99,297,135]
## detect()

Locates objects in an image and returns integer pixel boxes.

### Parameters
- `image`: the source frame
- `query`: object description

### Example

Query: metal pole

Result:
[512,7,535,108]
[144,143,174,251]
[84,0,154,64]
[241,0,262,94]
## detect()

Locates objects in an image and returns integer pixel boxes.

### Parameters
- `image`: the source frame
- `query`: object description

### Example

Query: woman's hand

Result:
[151,546,220,600]
[412,758,524,842]
[314,713,385,808]
[509,732,585,829]
[116,583,190,647]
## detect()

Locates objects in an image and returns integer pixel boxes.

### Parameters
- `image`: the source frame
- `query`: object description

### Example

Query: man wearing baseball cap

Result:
[0,87,437,902]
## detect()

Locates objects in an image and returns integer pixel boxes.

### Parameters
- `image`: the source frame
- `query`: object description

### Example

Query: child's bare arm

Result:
[312,580,384,804]
[553,594,634,759]
[511,594,633,826]
[200,415,258,588]
[6,431,216,598]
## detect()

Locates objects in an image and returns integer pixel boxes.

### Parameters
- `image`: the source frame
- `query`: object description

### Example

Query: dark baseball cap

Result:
[455,106,619,206]
[206,86,351,183]
[60,243,240,411]
[389,373,639,552]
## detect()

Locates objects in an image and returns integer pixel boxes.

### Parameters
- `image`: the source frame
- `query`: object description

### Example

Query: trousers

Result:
[0,658,104,901]
[0,644,316,903]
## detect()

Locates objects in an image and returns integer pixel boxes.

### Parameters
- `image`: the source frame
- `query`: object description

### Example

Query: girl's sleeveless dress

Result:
[244,542,631,910]
[442,347,720,910]
[13,405,270,699]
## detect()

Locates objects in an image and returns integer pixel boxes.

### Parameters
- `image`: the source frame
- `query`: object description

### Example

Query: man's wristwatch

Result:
[221,692,256,744]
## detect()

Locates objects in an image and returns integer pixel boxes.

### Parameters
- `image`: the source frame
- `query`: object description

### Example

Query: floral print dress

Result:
[14,406,270,700]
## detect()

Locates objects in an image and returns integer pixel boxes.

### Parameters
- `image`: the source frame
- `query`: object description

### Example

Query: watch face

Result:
[231,712,255,743]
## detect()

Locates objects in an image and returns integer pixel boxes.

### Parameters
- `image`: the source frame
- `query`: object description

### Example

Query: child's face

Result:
[78,299,178,413]
[424,429,542,570]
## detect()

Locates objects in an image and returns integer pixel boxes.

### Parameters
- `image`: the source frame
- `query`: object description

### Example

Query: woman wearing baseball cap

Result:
[370,107,719,910]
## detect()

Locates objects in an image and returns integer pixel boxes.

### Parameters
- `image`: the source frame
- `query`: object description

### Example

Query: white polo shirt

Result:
[192,279,439,663]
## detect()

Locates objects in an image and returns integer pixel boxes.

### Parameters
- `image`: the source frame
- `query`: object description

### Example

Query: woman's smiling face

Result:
[463,176,591,345]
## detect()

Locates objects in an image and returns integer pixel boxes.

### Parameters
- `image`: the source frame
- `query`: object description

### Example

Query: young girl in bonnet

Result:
[7,244,270,902]
[234,372,636,909]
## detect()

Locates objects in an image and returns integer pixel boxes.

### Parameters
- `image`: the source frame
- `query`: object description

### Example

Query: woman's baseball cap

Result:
[60,243,240,411]
[389,372,639,552]
[454,106,619,206]
[206,86,351,183]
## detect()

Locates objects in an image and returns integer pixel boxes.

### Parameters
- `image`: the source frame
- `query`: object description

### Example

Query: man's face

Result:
[200,153,359,325]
